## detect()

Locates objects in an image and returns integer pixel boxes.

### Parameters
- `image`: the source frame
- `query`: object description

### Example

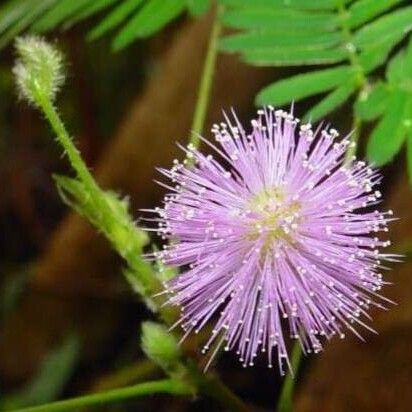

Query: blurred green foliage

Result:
[1,0,411,176]
[1,335,80,410]
[0,0,210,51]
[221,0,412,173]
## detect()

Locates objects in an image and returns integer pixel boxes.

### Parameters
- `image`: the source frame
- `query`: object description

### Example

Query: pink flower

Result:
[148,107,396,374]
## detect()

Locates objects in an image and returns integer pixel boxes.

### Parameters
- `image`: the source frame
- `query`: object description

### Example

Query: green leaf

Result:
[304,81,357,122]
[243,47,347,66]
[54,174,148,247]
[112,0,186,50]
[87,0,144,41]
[186,0,209,15]
[0,0,57,50]
[359,30,406,73]
[347,0,403,29]
[355,82,390,121]
[0,0,41,35]
[366,90,410,165]
[0,0,30,34]
[53,175,92,219]
[220,0,350,11]
[256,66,354,106]
[222,8,338,32]
[386,50,407,85]
[220,31,342,52]
[141,322,184,377]
[63,0,120,29]
[386,41,412,87]
[53,174,155,292]
[354,6,412,49]
[31,0,91,32]
[3,335,80,409]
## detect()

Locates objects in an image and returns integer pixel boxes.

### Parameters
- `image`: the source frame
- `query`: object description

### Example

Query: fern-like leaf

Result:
[63,0,120,30]
[256,66,354,107]
[87,0,142,41]
[112,0,186,51]
[221,0,412,121]
[0,0,209,51]
[366,35,412,167]
[2,0,412,177]
[304,81,357,122]
[0,0,58,50]
[355,82,390,121]
[366,90,411,165]
[31,0,92,32]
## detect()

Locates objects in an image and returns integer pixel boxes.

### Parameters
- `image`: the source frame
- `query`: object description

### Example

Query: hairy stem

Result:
[336,0,365,161]
[35,90,98,192]
[276,343,303,412]
[13,379,193,412]
[336,0,367,88]
[34,88,159,295]
[189,5,222,147]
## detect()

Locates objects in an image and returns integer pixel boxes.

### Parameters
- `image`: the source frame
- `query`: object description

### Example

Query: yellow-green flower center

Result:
[248,187,301,247]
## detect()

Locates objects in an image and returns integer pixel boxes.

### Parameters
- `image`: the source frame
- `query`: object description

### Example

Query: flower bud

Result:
[13,36,65,106]
[141,322,183,376]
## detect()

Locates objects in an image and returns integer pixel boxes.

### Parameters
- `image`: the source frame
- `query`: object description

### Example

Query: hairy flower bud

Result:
[13,36,65,107]
[141,322,183,376]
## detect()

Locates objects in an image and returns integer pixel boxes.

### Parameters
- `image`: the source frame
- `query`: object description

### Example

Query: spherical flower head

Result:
[149,107,396,374]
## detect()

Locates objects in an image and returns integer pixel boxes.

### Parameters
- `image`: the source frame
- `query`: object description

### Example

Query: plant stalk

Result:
[189,4,222,147]
[35,91,98,192]
[188,364,249,412]
[13,379,193,412]
[276,343,303,412]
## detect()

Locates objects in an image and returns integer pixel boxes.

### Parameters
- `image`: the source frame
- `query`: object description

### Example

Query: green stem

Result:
[336,0,366,162]
[93,359,159,391]
[34,88,160,296]
[35,90,98,192]
[336,0,367,88]
[189,5,222,147]
[189,366,249,412]
[13,379,193,412]
[202,375,249,412]
[276,343,303,412]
